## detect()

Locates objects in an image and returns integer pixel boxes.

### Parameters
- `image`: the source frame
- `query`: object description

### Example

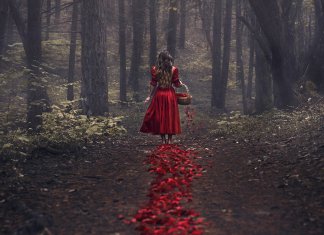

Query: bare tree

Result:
[235,0,247,113]
[45,0,51,40]
[219,0,233,110]
[149,0,157,66]
[118,0,127,102]
[211,0,222,109]
[0,0,9,57]
[81,0,108,115]
[67,0,79,101]
[26,0,49,131]
[128,0,146,100]
[248,0,298,108]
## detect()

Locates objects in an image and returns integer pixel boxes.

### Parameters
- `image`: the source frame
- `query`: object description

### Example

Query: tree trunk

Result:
[235,0,247,113]
[54,0,61,27]
[0,0,9,57]
[119,0,127,102]
[247,30,255,99]
[67,0,79,101]
[211,0,222,108]
[128,0,146,100]
[219,0,233,110]
[198,1,213,50]
[178,0,186,49]
[307,0,324,93]
[8,1,27,53]
[149,0,157,66]
[81,0,108,116]
[249,0,297,108]
[255,42,272,113]
[45,0,51,41]
[167,0,178,57]
[26,0,49,131]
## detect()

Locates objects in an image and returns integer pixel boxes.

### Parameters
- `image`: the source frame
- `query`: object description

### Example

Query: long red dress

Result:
[140,66,182,135]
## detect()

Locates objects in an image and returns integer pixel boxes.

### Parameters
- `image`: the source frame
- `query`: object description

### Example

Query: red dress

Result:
[140,66,182,135]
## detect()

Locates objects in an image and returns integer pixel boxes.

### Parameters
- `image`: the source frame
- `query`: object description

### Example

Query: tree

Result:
[167,0,178,57]
[211,0,222,108]
[67,0,79,101]
[0,0,9,57]
[219,0,233,110]
[81,0,108,115]
[178,0,186,49]
[26,0,49,131]
[128,0,146,100]
[45,0,51,41]
[235,0,247,113]
[255,40,272,113]
[307,0,324,93]
[54,0,61,26]
[149,0,157,66]
[248,0,298,108]
[118,0,127,102]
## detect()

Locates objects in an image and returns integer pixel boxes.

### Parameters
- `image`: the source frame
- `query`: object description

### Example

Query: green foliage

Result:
[0,105,126,158]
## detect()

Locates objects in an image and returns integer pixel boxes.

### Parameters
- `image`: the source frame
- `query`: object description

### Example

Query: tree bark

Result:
[0,0,9,57]
[26,0,49,131]
[219,0,233,110]
[247,29,255,100]
[45,0,51,41]
[235,0,247,113]
[81,0,108,116]
[178,0,186,49]
[167,0,178,57]
[54,0,61,26]
[67,0,79,101]
[307,0,324,93]
[211,0,222,108]
[8,1,27,53]
[149,0,157,66]
[255,42,272,113]
[119,0,127,102]
[128,0,146,100]
[248,0,298,108]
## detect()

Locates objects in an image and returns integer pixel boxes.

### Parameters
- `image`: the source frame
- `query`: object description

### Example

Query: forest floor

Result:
[1,98,324,235]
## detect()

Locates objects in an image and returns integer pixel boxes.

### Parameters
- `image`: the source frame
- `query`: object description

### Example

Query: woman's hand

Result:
[144,96,151,103]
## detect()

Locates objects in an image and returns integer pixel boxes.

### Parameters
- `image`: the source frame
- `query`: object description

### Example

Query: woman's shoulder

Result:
[172,66,179,74]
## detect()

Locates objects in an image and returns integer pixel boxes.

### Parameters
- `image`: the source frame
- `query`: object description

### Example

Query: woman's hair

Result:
[156,50,174,74]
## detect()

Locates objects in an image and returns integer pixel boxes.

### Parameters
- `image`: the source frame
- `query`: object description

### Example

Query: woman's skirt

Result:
[140,87,181,135]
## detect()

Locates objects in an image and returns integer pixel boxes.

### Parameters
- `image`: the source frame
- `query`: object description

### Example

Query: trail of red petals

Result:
[126,144,206,235]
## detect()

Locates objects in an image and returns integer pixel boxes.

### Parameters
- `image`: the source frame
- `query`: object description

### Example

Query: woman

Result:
[140,50,183,144]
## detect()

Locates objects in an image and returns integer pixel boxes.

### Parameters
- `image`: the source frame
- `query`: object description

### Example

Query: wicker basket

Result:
[176,84,192,105]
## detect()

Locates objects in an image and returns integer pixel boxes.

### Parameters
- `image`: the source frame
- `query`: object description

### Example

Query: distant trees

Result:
[81,0,108,115]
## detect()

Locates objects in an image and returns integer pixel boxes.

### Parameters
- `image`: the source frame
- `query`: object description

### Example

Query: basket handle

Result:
[179,82,190,94]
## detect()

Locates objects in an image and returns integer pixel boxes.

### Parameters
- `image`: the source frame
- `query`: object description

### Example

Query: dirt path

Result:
[1,127,323,234]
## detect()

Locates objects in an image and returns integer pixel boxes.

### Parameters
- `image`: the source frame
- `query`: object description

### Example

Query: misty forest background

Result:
[0,0,323,234]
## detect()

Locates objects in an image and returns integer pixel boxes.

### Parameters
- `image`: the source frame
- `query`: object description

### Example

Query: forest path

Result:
[1,122,323,235]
